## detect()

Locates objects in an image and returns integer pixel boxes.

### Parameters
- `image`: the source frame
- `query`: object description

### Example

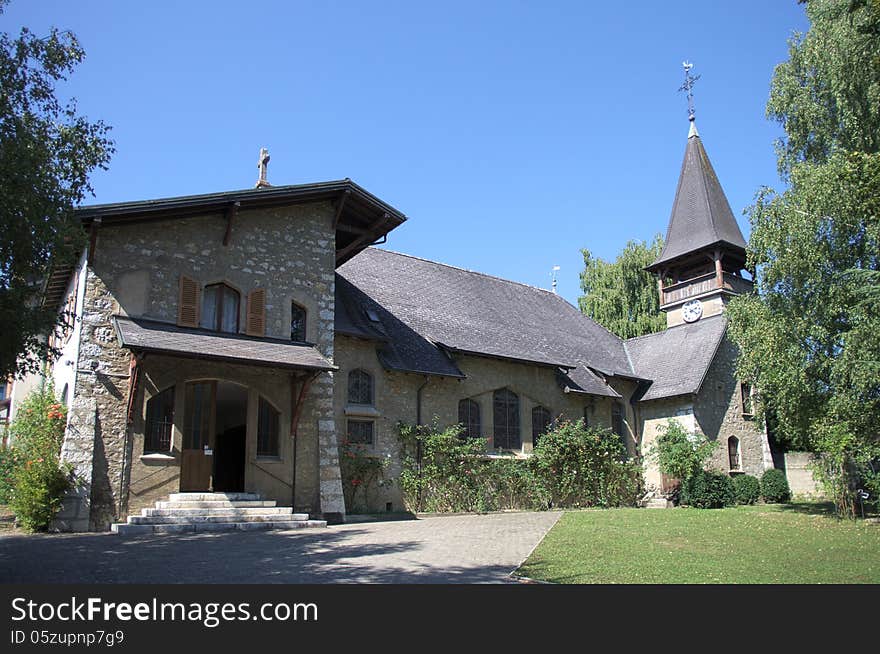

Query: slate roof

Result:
[114,316,336,371]
[649,124,747,270]
[337,248,634,396]
[623,313,728,401]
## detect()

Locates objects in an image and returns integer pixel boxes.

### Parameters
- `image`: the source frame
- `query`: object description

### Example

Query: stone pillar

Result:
[60,270,132,531]
[54,396,96,532]
[316,373,345,521]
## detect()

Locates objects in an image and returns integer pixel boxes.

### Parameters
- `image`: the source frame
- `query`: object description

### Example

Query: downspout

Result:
[415,375,430,512]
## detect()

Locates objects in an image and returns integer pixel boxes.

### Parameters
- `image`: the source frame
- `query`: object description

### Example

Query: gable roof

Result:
[337,248,636,395]
[624,313,727,401]
[648,123,747,271]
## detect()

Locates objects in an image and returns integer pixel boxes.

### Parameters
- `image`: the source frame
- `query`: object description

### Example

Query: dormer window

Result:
[365,308,381,323]
[201,283,239,333]
[291,302,307,342]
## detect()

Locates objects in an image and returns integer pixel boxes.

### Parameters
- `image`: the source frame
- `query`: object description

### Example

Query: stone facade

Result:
[333,334,639,512]
[695,336,773,477]
[61,201,344,529]
[637,334,772,491]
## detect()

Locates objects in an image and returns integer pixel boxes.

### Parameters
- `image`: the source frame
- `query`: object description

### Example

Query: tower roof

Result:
[648,123,747,271]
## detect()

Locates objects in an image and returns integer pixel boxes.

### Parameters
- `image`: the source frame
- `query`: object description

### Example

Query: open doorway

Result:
[181,380,248,492]
[213,382,247,492]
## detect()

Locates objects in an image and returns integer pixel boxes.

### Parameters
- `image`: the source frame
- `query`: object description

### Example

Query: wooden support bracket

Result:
[332,189,351,230]
[223,201,241,246]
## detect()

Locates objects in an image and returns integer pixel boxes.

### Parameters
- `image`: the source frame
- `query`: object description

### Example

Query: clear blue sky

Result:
[6,1,809,305]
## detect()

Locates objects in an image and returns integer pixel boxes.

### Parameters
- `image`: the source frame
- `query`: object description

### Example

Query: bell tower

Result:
[646,64,752,328]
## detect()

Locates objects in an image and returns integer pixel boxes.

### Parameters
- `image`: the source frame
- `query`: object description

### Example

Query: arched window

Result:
[201,283,239,333]
[458,399,481,439]
[348,369,373,406]
[61,383,69,406]
[493,389,520,450]
[612,402,625,440]
[531,406,551,448]
[291,302,307,342]
[145,386,175,453]
[257,397,280,457]
[728,436,741,470]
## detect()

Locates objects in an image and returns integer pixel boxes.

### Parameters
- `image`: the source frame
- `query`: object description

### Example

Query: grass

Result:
[517,502,880,584]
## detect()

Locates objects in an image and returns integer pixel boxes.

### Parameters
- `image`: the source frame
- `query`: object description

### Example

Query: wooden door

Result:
[180,381,215,492]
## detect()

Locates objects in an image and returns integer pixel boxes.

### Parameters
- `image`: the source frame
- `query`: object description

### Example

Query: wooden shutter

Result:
[178,275,201,327]
[246,288,266,336]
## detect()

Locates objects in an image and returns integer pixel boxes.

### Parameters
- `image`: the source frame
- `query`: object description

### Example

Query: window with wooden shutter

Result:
[246,288,266,336]
[178,275,201,327]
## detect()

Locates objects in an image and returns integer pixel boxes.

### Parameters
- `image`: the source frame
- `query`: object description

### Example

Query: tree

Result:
[726,0,880,517]
[0,0,114,378]
[578,235,666,339]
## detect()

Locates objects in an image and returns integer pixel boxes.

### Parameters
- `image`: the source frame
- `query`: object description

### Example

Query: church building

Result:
[11,111,773,532]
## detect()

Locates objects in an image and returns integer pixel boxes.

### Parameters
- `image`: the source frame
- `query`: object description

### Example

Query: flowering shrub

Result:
[397,421,488,513]
[339,439,392,513]
[396,419,641,513]
[6,383,71,532]
[530,420,642,508]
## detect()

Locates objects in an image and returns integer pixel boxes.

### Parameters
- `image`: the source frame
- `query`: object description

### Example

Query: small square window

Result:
[347,420,374,445]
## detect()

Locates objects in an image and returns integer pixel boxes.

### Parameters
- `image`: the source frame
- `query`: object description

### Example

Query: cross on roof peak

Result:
[255,147,271,188]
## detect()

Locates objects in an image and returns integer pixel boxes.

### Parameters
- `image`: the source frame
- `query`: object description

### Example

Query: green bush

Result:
[6,383,71,532]
[530,420,642,508]
[0,445,21,504]
[397,421,489,513]
[680,470,735,508]
[394,419,641,514]
[649,419,718,484]
[732,474,761,505]
[760,468,791,503]
[477,458,550,512]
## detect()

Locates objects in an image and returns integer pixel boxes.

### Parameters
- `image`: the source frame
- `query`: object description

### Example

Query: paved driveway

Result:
[0,512,561,584]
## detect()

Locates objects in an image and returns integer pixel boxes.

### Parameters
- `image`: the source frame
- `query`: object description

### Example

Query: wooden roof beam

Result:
[332,189,351,230]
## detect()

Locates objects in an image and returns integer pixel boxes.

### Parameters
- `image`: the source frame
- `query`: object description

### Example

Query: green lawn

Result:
[517,503,880,584]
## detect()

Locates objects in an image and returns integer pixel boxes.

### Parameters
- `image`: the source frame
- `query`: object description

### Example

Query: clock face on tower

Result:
[682,299,703,323]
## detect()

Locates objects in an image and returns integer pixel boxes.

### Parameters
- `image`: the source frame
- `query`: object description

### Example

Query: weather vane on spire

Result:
[679,61,700,122]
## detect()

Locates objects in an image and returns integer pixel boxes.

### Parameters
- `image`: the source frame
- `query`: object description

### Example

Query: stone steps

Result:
[141,507,304,518]
[129,512,310,524]
[111,492,327,536]
[168,492,262,502]
[111,519,327,536]
[154,500,278,509]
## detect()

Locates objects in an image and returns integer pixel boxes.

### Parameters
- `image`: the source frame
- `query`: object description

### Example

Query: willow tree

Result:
[578,235,666,339]
[726,0,880,517]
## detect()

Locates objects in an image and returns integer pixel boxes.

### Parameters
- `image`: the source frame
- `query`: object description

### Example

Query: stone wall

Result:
[332,335,638,513]
[695,335,772,478]
[638,397,696,491]
[783,452,824,498]
[637,335,772,491]
[63,201,344,530]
